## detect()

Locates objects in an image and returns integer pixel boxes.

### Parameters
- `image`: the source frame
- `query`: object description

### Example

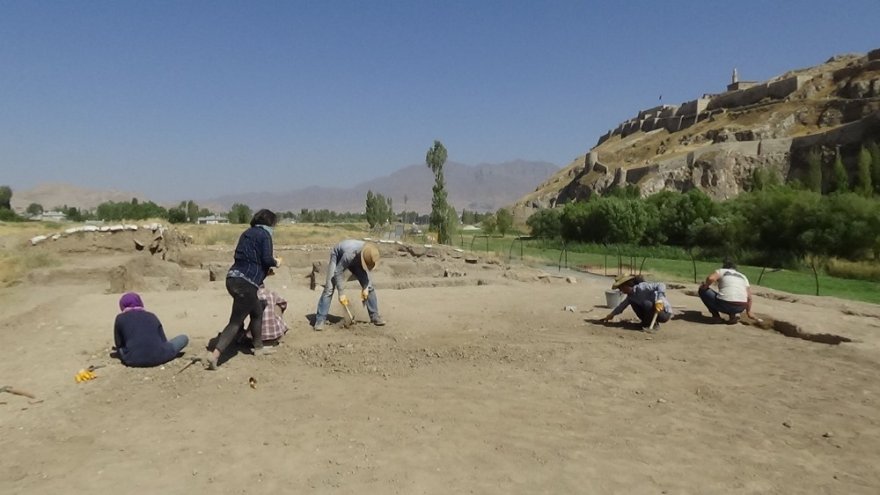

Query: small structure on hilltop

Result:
[726,67,759,91]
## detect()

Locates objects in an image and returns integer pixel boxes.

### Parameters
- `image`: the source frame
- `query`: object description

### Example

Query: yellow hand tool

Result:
[74,365,104,383]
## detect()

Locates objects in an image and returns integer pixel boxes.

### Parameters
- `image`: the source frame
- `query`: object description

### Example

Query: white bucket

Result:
[605,290,625,308]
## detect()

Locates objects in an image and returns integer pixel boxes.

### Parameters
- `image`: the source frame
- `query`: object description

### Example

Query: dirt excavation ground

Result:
[1,228,880,494]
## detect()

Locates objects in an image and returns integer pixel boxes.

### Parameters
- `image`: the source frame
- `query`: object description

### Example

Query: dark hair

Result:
[250,209,277,227]
[632,275,645,284]
[722,258,737,269]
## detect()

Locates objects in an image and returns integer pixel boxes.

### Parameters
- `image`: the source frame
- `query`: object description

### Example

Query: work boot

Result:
[313,320,325,331]
[370,315,386,326]
[253,347,276,356]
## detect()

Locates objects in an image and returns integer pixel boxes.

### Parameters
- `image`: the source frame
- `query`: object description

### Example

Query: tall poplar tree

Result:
[426,140,452,244]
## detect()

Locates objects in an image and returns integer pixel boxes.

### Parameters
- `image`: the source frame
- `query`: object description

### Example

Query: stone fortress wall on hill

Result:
[596,76,808,145]
[516,48,880,209]
[596,48,880,146]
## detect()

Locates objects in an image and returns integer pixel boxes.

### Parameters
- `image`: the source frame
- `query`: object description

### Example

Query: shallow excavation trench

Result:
[743,318,853,345]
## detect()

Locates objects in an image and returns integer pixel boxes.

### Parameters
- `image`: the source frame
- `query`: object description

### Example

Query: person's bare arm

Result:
[700,271,720,290]
[746,287,754,318]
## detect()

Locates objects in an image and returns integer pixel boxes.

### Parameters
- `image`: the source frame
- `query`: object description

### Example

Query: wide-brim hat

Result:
[611,274,636,289]
[361,243,379,271]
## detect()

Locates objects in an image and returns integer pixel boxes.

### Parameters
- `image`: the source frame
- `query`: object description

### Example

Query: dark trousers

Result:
[698,287,747,318]
[216,277,263,352]
[630,299,671,326]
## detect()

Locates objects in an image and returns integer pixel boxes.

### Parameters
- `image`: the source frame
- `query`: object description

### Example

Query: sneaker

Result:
[313,321,325,331]
[253,347,276,356]
[371,315,386,326]
[727,314,741,325]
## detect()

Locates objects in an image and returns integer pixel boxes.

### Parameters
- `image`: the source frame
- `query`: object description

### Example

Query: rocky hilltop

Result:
[515,48,880,217]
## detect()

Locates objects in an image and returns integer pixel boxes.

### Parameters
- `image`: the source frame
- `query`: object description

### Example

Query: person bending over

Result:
[313,240,384,331]
[239,285,289,346]
[601,274,672,332]
[206,208,279,370]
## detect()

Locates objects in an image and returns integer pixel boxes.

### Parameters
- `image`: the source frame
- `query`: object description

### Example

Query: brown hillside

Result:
[514,49,880,220]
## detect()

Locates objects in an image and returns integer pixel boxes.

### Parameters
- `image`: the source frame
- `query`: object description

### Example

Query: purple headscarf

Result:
[119,292,145,312]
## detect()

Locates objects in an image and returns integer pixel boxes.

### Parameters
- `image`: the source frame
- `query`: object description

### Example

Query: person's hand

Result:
[600,314,614,323]
[654,301,664,312]
[339,294,349,306]
[275,256,283,267]
[361,288,369,302]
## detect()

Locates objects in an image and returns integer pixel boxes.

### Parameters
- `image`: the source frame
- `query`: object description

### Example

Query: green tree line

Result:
[527,186,880,267]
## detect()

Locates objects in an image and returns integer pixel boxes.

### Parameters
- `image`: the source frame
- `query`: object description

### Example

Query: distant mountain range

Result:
[208,160,559,214]
[11,160,559,215]
[10,183,145,212]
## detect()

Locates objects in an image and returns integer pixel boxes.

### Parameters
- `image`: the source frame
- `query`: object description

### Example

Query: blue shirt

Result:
[228,226,276,287]
[610,281,671,316]
[330,239,371,296]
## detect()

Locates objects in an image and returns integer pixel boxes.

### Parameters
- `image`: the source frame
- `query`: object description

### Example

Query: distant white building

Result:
[39,211,67,222]
[197,215,229,225]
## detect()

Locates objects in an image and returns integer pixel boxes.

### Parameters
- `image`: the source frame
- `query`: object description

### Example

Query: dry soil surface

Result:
[1,231,879,494]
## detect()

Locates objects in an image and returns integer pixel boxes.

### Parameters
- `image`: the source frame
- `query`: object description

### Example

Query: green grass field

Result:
[459,233,880,305]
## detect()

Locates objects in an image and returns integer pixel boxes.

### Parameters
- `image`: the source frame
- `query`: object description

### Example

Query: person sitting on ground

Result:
[113,292,189,367]
[600,274,672,332]
[313,239,384,331]
[698,259,754,323]
[239,285,289,346]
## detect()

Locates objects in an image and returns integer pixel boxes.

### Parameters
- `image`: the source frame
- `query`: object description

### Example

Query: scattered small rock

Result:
[782,421,792,428]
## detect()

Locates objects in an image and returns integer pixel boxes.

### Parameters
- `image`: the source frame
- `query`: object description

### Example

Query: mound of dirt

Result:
[108,255,202,293]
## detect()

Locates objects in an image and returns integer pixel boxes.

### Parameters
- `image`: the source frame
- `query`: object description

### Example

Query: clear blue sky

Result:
[2,0,878,202]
